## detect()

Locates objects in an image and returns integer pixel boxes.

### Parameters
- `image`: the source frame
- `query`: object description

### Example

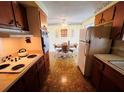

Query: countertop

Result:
[94,54,124,75]
[0,52,43,92]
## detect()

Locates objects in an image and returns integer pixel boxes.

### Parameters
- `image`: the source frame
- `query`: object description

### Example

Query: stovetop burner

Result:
[27,54,37,58]
[11,64,25,71]
[0,64,10,70]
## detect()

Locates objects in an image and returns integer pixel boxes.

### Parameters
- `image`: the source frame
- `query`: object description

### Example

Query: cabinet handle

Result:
[8,20,14,24]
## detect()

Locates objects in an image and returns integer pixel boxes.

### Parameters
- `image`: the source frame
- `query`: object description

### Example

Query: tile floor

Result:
[41,52,95,92]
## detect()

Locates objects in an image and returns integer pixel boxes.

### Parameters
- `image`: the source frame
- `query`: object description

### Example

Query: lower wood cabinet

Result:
[99,73,121,92]
[8,78,25,92]
[44,51,50,73]
[7,56,48,92]
[23,62,40,92]
[91,58,104,90]
[91,57,124,92]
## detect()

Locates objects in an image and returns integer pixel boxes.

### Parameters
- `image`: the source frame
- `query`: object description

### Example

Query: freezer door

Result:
[78,42,87,75]
[79,29,87,41]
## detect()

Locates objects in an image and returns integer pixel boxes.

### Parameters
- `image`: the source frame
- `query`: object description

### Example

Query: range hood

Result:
[0,28,33,37]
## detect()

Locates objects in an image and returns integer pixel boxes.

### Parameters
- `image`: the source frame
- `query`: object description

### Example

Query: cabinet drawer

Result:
[104,65,124,91]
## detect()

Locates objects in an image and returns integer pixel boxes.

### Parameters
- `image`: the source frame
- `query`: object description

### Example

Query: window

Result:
[61,29,67,37]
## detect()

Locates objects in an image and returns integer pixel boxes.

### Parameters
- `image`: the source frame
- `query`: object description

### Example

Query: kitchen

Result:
[0,1,124,92]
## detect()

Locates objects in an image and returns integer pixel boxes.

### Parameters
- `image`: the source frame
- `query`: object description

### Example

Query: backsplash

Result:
[0,37,22,57]
[0,36,43,58]
[111,40,124,57]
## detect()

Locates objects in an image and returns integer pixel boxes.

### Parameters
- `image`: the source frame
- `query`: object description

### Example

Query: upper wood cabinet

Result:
[0,1,15,27]
[12,1,29,30]
[111,2,124,40]
[95,6,115,25]
[95,13,103,25]
[102,6,115,23]
[39,10,47,28]
[0,1,29,30]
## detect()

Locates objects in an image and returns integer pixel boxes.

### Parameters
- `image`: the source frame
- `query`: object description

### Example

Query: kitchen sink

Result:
[110,61,124,70]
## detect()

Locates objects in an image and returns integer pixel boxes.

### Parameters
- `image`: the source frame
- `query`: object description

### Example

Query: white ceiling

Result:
[42,1,110,25]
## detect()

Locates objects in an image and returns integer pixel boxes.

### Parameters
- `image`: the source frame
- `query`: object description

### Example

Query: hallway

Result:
[41,52,95,92]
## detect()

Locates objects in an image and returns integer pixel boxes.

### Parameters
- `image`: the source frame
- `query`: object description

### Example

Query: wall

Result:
[111,40,124,57]
[48,24,82,51]
[0,36,43,59]
[20,36,43,53]
[82,16,95,28]
[0,37,22,57]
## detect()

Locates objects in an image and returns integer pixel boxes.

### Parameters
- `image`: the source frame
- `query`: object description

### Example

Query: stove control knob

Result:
[15,58,17,62]
[9,55,12,57]
[8,58,10,60]
[6,56,8,59]
[18,57,21,60]
[11,59,13,62]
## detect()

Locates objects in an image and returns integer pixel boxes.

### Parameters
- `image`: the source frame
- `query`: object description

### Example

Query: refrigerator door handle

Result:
[84,46,86,56]
[80,40,90,44]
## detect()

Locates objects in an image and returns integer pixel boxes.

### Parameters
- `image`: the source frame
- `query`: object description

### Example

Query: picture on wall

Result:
[61,29,68,37]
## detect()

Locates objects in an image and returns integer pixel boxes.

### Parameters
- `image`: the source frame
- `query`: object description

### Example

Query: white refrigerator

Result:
[77,23,112,77]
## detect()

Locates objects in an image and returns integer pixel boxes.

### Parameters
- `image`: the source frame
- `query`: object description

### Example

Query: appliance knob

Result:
[3,60,6,62]
[11,59,13,62]
[9,55,12,57]
[18,57,21,60]
[15,58,17,62]
[6,56,8,59]
[8,58,10,60]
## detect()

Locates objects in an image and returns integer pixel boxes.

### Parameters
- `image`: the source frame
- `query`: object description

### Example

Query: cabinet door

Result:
[8,78,25,92]
[39,10,47,28]
[37,57,45,87]
[111,2,124,39]
[12,1,29,30]
[95,13,103,25]
[23,63,40,92]
[0,1,15,27]
[44,52,50,73]
[104,64,124,91]
[91,58,104,90]
[99,74,121,92]
[102,6,115,23]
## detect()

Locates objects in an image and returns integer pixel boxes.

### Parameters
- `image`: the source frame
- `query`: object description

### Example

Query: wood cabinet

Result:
[95,13,103,25]
[99,74,120,92]
[7,56,48,92]
[12,1,29,30]
[111,2,124,40]
[95,6,115,25]
[8,78,25,92]
[44,51,50,73]
[0,1,29,30]
[37,57,45,87]
[103,64,124,91]
[91,57,104,90]
[102,6,115,23]
[91,56,124,91]
[39,10,47,28]
[0,1,15,27]
[22,62,40,92]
